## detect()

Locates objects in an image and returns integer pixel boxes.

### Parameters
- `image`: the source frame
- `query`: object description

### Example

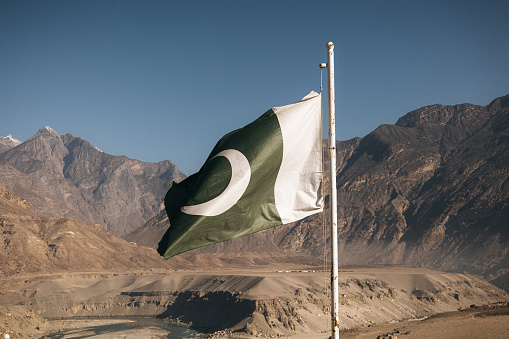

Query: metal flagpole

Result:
[326,41,340,339]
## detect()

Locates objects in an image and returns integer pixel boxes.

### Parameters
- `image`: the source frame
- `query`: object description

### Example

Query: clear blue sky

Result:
[1,0,508,175]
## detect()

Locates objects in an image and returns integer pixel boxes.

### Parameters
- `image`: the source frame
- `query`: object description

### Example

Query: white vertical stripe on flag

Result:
[273,91,323,224]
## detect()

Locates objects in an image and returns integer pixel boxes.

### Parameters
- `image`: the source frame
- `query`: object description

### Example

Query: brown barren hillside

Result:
[0,184,190,277]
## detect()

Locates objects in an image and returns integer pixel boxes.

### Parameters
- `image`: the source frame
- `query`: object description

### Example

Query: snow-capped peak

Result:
[0,134,22,146]
[37,126,59,137]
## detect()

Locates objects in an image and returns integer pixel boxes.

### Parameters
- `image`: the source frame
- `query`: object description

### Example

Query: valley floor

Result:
[1,264,508,338]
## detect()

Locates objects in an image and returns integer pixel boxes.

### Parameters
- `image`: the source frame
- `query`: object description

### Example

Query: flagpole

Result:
[326,41,340,339]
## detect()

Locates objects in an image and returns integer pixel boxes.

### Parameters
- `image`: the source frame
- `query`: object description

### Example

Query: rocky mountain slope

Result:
[329,94,509,281]
[127,94,509,289]
[0,127,186,236]
[0,184,189,277]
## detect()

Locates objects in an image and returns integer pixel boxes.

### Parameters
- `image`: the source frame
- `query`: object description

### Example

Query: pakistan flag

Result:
[158,92,324,258]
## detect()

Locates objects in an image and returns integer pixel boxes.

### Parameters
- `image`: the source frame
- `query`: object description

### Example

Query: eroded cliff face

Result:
[0,127,186,236]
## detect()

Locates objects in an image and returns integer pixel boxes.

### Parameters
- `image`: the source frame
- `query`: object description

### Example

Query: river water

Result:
[42,317,204,338]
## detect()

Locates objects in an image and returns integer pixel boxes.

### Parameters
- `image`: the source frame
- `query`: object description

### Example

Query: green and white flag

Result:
[158,91,323,258]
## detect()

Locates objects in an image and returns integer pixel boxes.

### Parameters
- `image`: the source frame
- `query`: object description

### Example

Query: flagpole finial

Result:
[326,42,334,50]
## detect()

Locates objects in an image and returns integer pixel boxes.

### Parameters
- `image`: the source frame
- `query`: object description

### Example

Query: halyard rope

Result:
[320,66,331,333]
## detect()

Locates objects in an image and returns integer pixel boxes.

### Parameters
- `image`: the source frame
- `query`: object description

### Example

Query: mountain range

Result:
[1,94,508,291]
[125,93,509,290]
[0,126,185,236]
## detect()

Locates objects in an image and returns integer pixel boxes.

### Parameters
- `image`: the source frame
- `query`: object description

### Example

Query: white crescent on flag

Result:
[180,149,251,216]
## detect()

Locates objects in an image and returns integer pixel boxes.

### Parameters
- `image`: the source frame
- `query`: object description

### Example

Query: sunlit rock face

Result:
[0,127,185,236]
